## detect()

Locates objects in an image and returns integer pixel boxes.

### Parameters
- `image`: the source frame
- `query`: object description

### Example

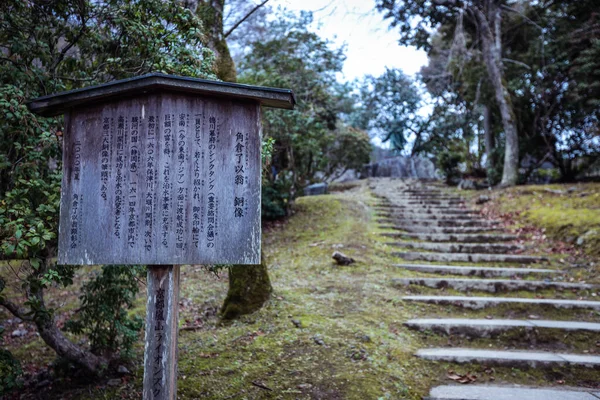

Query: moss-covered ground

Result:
[455,183,600,256]
[2,180,600,399]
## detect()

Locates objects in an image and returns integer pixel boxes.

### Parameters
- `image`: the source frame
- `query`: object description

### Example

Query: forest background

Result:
[0,0,599,393]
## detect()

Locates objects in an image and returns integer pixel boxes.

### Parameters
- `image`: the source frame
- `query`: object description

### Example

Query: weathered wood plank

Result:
[143,265,180,400]
[58,92,261,265]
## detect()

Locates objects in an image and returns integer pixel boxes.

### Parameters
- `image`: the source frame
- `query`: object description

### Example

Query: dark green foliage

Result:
[238,11,367,218]
[0,0,215,371]
[352,68,423,151]
[262,180,291,220]
[64,265,145,359]
[385,0,600,183]
[0,347,22,395]
[322,125,372,180]
[437,149,464,185]
[0,321,22,395]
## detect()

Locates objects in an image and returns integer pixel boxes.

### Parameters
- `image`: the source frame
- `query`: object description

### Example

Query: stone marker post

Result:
[28,73,295,399]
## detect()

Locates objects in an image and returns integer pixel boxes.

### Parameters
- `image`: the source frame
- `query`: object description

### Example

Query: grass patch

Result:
[3,179,599,398]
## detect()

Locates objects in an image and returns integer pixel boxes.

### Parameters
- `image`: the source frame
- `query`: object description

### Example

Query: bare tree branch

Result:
[503,58,531,69]
[224,0,269,38]
[0,297,33,321]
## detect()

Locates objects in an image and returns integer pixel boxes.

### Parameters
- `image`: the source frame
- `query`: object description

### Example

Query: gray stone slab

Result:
[530,320,600,331]
[404,198,465,205]
[394,252,546,264]
[402,295,600,310]
[389,242,521,254]
[375,206,474,215]
[383,233,517,243]
[393,277,594,292]
[416,348,600,368]
[377,211,480,220]
[381,225,501,234]
[378,218,498,228]
[405,318,600,337]
[428,385,599,400]
[394,264,559,277]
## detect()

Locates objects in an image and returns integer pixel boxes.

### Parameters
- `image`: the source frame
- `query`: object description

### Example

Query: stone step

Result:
[378,218,498,228]
[377,212,481,221]
[416,348,600,368]
[393,277,595,293]
[405,318,600,337]
[402,295,600,310]
[394,252,546,264]
[426,385,600,400]
[392,196,463,201]
[374,205,474,215]
[381,225,502,234]
[382,233,517,243]
[394,264,559,277]
[402,200,465,205]
[389,242,522,254]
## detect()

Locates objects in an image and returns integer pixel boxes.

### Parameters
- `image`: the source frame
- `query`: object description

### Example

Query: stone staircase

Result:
[371,179,600,400]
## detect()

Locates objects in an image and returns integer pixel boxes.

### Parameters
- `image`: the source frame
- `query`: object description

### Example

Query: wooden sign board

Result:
[28,73,295,266]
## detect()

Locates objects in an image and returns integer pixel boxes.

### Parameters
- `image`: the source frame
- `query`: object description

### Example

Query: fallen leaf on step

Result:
[447,370,477,384]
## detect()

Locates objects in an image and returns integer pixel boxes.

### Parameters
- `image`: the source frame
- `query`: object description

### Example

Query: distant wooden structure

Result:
[28,73,295,400]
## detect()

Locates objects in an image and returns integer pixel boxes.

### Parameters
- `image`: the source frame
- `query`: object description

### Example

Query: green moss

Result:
[220,260,273,320]
[493,184,600,256]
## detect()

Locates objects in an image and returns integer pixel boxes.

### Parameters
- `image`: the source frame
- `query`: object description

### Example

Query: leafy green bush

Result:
[0,330,22,395]
[64,265,145,359]
[262,179,291,220]
[437,149,464,185]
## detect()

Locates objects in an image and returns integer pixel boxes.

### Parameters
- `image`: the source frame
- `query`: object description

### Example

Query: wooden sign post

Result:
[28,74,295,399]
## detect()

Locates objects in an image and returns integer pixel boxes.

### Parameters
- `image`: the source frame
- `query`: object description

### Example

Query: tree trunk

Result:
[198,0,272,319]
[221,254,273,320]
[197,0,237,82]
[37,316,107,374]
[474,3,519,186]
[1,278,107,375]
[482,105,495,182]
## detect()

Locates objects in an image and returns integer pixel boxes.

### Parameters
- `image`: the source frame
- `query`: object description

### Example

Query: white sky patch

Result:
[270,0,427,81]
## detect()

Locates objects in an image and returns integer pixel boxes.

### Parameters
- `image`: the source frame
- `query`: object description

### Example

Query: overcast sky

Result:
[269,0,428,82]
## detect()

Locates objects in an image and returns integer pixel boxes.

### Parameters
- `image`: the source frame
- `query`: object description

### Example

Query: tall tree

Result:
[352,68,425,152]
[376,0,520,186]
[194,0,274,319]
[237,10,353,212]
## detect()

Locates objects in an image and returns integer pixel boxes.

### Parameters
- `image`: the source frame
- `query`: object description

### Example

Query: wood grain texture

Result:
[143,265,180,400]
[58,92,261,265]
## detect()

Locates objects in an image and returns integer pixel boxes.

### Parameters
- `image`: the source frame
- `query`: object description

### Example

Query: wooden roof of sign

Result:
[28,73,296,117]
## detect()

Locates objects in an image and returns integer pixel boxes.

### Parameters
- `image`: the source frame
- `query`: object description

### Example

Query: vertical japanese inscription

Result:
[234,131,247,218]
[114,116,125,239]
[60,94,261,265]
[175,113,189,250]
[70,140,82,249]
[100,117,111,201]
[152,286,165,397]
[192,114,203,248]
[161,114,174,248]
[206,116,218,248]
[144,115,158,252]
[127,116,140,248]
